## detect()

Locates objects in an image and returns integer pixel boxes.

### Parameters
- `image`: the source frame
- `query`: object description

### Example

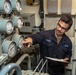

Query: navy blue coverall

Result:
[29,29,72,75]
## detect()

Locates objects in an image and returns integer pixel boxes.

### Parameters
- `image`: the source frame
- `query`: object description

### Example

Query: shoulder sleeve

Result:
[29,31,48,44]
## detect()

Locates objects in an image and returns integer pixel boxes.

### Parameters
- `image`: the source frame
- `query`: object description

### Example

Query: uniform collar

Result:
[51,29,66,44]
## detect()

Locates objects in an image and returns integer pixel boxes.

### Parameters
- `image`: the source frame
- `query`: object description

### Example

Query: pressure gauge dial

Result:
[18,36,24,48]
[0,0,12,14]
[17,18,23,28]
[2,40,17,58]
[8,43,16,57]
[4,1,12,14]
[12,34,24,48]
[6,21,14,34]
[16,0,22,12]
[11,15,23,29]
[0,20,14,34]
[9,0,22,12]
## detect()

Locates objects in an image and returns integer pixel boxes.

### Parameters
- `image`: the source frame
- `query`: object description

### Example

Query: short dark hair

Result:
[59,14,73,29]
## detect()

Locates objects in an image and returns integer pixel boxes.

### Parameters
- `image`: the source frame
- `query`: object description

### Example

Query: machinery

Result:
[2,0,75,75]
[0,0,49,75]
[0,0,23,74]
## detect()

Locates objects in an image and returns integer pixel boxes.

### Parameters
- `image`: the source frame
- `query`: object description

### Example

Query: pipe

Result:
[16,54,31,70]
[33,59,43,75]
[39,59,47,75]
[0,63,22,75]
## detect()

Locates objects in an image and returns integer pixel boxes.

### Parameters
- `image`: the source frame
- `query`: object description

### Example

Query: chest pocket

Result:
[62,44,69,52]
[43,39,54,47]
[57,44,69,58]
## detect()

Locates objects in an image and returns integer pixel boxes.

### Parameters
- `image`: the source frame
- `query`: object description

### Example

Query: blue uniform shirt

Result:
[30,29,72,60]
[29,29,72,73]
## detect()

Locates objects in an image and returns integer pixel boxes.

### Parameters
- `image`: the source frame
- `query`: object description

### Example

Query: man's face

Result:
[55,20,69,36]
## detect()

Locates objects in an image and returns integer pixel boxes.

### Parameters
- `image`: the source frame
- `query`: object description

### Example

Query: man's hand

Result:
[63,58,69,62]
[22,37,33,48]
[63,58,70,64]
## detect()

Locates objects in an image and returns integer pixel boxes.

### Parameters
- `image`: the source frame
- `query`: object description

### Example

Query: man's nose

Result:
[58,27,62,31]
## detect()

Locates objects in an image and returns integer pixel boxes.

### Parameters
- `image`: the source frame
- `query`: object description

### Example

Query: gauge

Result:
[6,21,14,34]
[17,18,23,28]
[4,0,12,14]
[11,15,23,29]
[2,40,17,58]
[0,20,14,34]
[12,34,24,48]
[9,0,22,12]
[16,0,22,12]
[8,43,16,57]
[18,36,24,48]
